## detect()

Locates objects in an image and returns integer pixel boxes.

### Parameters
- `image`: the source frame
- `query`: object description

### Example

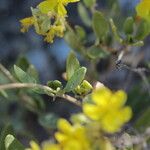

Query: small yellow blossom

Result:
[136,0,150,22]
[42,142,60,150]
[94,138,115,150]
[83,87,132,133]
[44,25,65,43]
[55,119,91,150]
[27,141,60,150]
[38,0,80,16]
[20,17,34,33]
[29,141,40,150]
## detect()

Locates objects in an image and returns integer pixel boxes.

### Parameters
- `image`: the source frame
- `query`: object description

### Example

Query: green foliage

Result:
[66,51,80,80]
[135,20,150,40]
[87,45,109,59]
[5,134,25,150]
[47,80,63,90]
[123,17,134,35]
[77,3,91,27]
[135,107,150,130]
[92,11,109,42]
[38,113,59,130]
[74,80,93,95]
[0,0,150,149]
[64,31,83,53]
[75,25,86,42]
[64,67,87,92]
[0,124,14,150]
[14,65,36,83]
[83,0,96,8]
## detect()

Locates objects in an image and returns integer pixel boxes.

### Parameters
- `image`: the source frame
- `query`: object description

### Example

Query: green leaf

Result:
[92,11,109,41]
[5,134,25,150]
[109,19,123,43]
[14,65,36,83]
[75,25,86,41]
[64,67,87,92]
[123,17,134,35]
[0,90,8,98]
[135,20,150,40]
[78,3,91,27]
[64,31,80,51]
[38,113,59,129]
[0,124,14,150]
[87,46,109,59]
[83,0,96,8]
[16,56,30,72]
[135,107,150,130]
[66,51,80,80]
[27,65,39,81]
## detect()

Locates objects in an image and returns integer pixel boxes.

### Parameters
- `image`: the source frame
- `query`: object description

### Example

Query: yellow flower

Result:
[38,0,80,16]
[20,17,34,33]
[44,25,65,43]
[27,141,60,150]
[83,87,132,133]
[94,138,115,150]
[55,119,91,150]
[42,142,60,150]
[28,141,40,150]
[136,0,150,22]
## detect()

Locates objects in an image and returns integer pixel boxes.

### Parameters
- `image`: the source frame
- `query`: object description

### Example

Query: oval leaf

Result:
[14,65,36,83]
[92,11,109,40]
[66,51,80,80]
[64,67,87,92]
[5,134,25,150]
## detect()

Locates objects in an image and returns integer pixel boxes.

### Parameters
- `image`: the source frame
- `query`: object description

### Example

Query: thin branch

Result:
[60,94,81,107]
[117,62,150,96]
[0,64,16,82]
[0,83,81,107]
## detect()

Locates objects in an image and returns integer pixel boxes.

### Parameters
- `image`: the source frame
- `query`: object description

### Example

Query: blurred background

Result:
[0,0,150,146]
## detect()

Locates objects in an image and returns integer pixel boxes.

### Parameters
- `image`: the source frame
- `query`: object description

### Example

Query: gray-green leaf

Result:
[92,11,109,40]
[87,46,109,59]
[14,65,36,83]
[123,17,134,35]
[66,51,80,80]
[0,124,14,150]
[78,3,91,27]
[64,67,87,92]
[5,134,25,150]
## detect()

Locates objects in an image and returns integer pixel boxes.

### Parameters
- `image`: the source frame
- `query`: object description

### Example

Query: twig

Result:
[116,62,150,96]
[0,64,16,82]
[60,94,81,106]
[0,83,81,107]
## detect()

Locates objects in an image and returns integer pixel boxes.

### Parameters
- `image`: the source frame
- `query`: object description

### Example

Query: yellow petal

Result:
[29,141,40,150]
[110,90,127,108]
[38,0,56,14]
[83,104,103,120]
[42,142,60,150]
[136,0,150,21]
[64,140,82,150]
[57,119,72,134]
[62,0,80,5]
[121,106,132,122]
[98,138,115,150]
[20,17,34,33]
[57,4,67,16]
[55,132,68,143]
[92,87,112,106]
